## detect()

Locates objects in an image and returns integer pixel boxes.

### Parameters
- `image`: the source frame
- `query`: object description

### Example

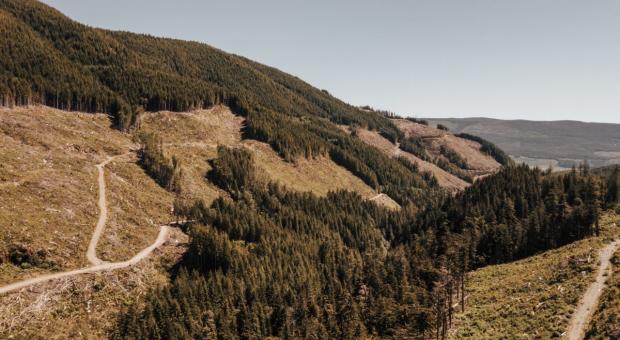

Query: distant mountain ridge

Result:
[426,117,620,169]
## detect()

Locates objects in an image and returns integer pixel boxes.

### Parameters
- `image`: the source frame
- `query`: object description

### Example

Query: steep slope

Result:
[338,117,502,191]
[0,107,184,337]
[391,118,501,175]
[0,107,174,281]
[2,2,619,339]
[450,213,620,339]
[0,0,432,205]
[585,237,620,339]
[345,126,470,190]
[138,106,397,208]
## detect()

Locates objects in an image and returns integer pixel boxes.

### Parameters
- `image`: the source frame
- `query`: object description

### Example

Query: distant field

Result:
[427,118,620,170]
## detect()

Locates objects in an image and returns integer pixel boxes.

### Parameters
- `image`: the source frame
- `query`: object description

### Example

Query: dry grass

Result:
[140,106,388,206]
[97,155,174,262]
[392,118,501,177]
[391,119,447,138]
[450,213,620,339]
[139,106,237,205]
[0,228,188,339]
[0,105,180,337]
[0,107,124,280]
[585,213,620,339]
[242,140,378,199]
[352,127,470,191]
[0,107,175,278]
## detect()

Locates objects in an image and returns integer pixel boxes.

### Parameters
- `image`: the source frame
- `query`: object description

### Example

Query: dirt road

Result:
[87,156,114,265]
[0,154,170,295]
[566,239,620,340]
[369,193,387,201]
[0,226,169,295]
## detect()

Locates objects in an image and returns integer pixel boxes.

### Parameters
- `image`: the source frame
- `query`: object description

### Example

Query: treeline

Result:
[436,145,473,183]
[399,137,473,183]
[457,133,512,166]
[411,164,611,266]
[0,0,437,201]
[399,136,431,161]
[405,117,429,126]
[114,147,617,339]
[137,132,183,193]
[440,145,468,170]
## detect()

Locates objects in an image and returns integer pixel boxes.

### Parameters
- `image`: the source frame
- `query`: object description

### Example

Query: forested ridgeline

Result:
[0,0,444,202]
[113,147,619,339]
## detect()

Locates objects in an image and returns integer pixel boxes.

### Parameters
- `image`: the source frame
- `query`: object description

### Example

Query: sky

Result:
[41,0,620,123]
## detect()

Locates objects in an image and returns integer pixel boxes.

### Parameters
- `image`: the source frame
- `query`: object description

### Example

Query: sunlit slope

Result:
[451,213,620,339]
[0,107,174,284]
[138,106,397,208]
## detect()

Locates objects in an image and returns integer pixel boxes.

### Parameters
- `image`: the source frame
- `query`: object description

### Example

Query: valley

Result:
[0,1,619,338]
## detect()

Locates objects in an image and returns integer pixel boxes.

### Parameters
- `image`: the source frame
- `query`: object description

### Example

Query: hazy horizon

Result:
[42,0,620,124]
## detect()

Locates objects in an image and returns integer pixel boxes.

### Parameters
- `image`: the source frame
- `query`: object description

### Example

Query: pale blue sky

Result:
[42,0,620,123]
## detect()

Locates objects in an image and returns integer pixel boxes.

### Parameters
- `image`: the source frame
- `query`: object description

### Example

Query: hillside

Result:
[427,117,620,170]
[586,233,620,339]
[450,212,620,339]
[1,0,502,203]
[1,1,619,339]
[0,106,183,337]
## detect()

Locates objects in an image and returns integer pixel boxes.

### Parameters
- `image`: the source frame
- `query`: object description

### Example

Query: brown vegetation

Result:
[350,126,470,191]
[0,107,169,283]
[139,106,391,206]
[392,118,501,178]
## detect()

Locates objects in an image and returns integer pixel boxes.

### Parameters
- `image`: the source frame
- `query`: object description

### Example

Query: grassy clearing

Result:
[139,106,236,205]
[451,212,620,339]
[242,139,380,199]
[391,118,501,172]
[0,107,127,280]
[0,106,181,337]
[97,156,174,262]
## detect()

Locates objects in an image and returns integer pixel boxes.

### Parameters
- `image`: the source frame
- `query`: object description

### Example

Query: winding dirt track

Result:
[369,193,387,201]
[87,155,115,265]
[566,239,620,340]
[0,155,170,295]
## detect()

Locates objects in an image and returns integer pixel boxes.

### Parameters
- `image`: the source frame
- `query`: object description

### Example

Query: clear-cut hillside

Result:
[0,0,438,206]
[138,106,399,209]
[0,106,184,337]
[391,118,501,175]
[342,126,470,191]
